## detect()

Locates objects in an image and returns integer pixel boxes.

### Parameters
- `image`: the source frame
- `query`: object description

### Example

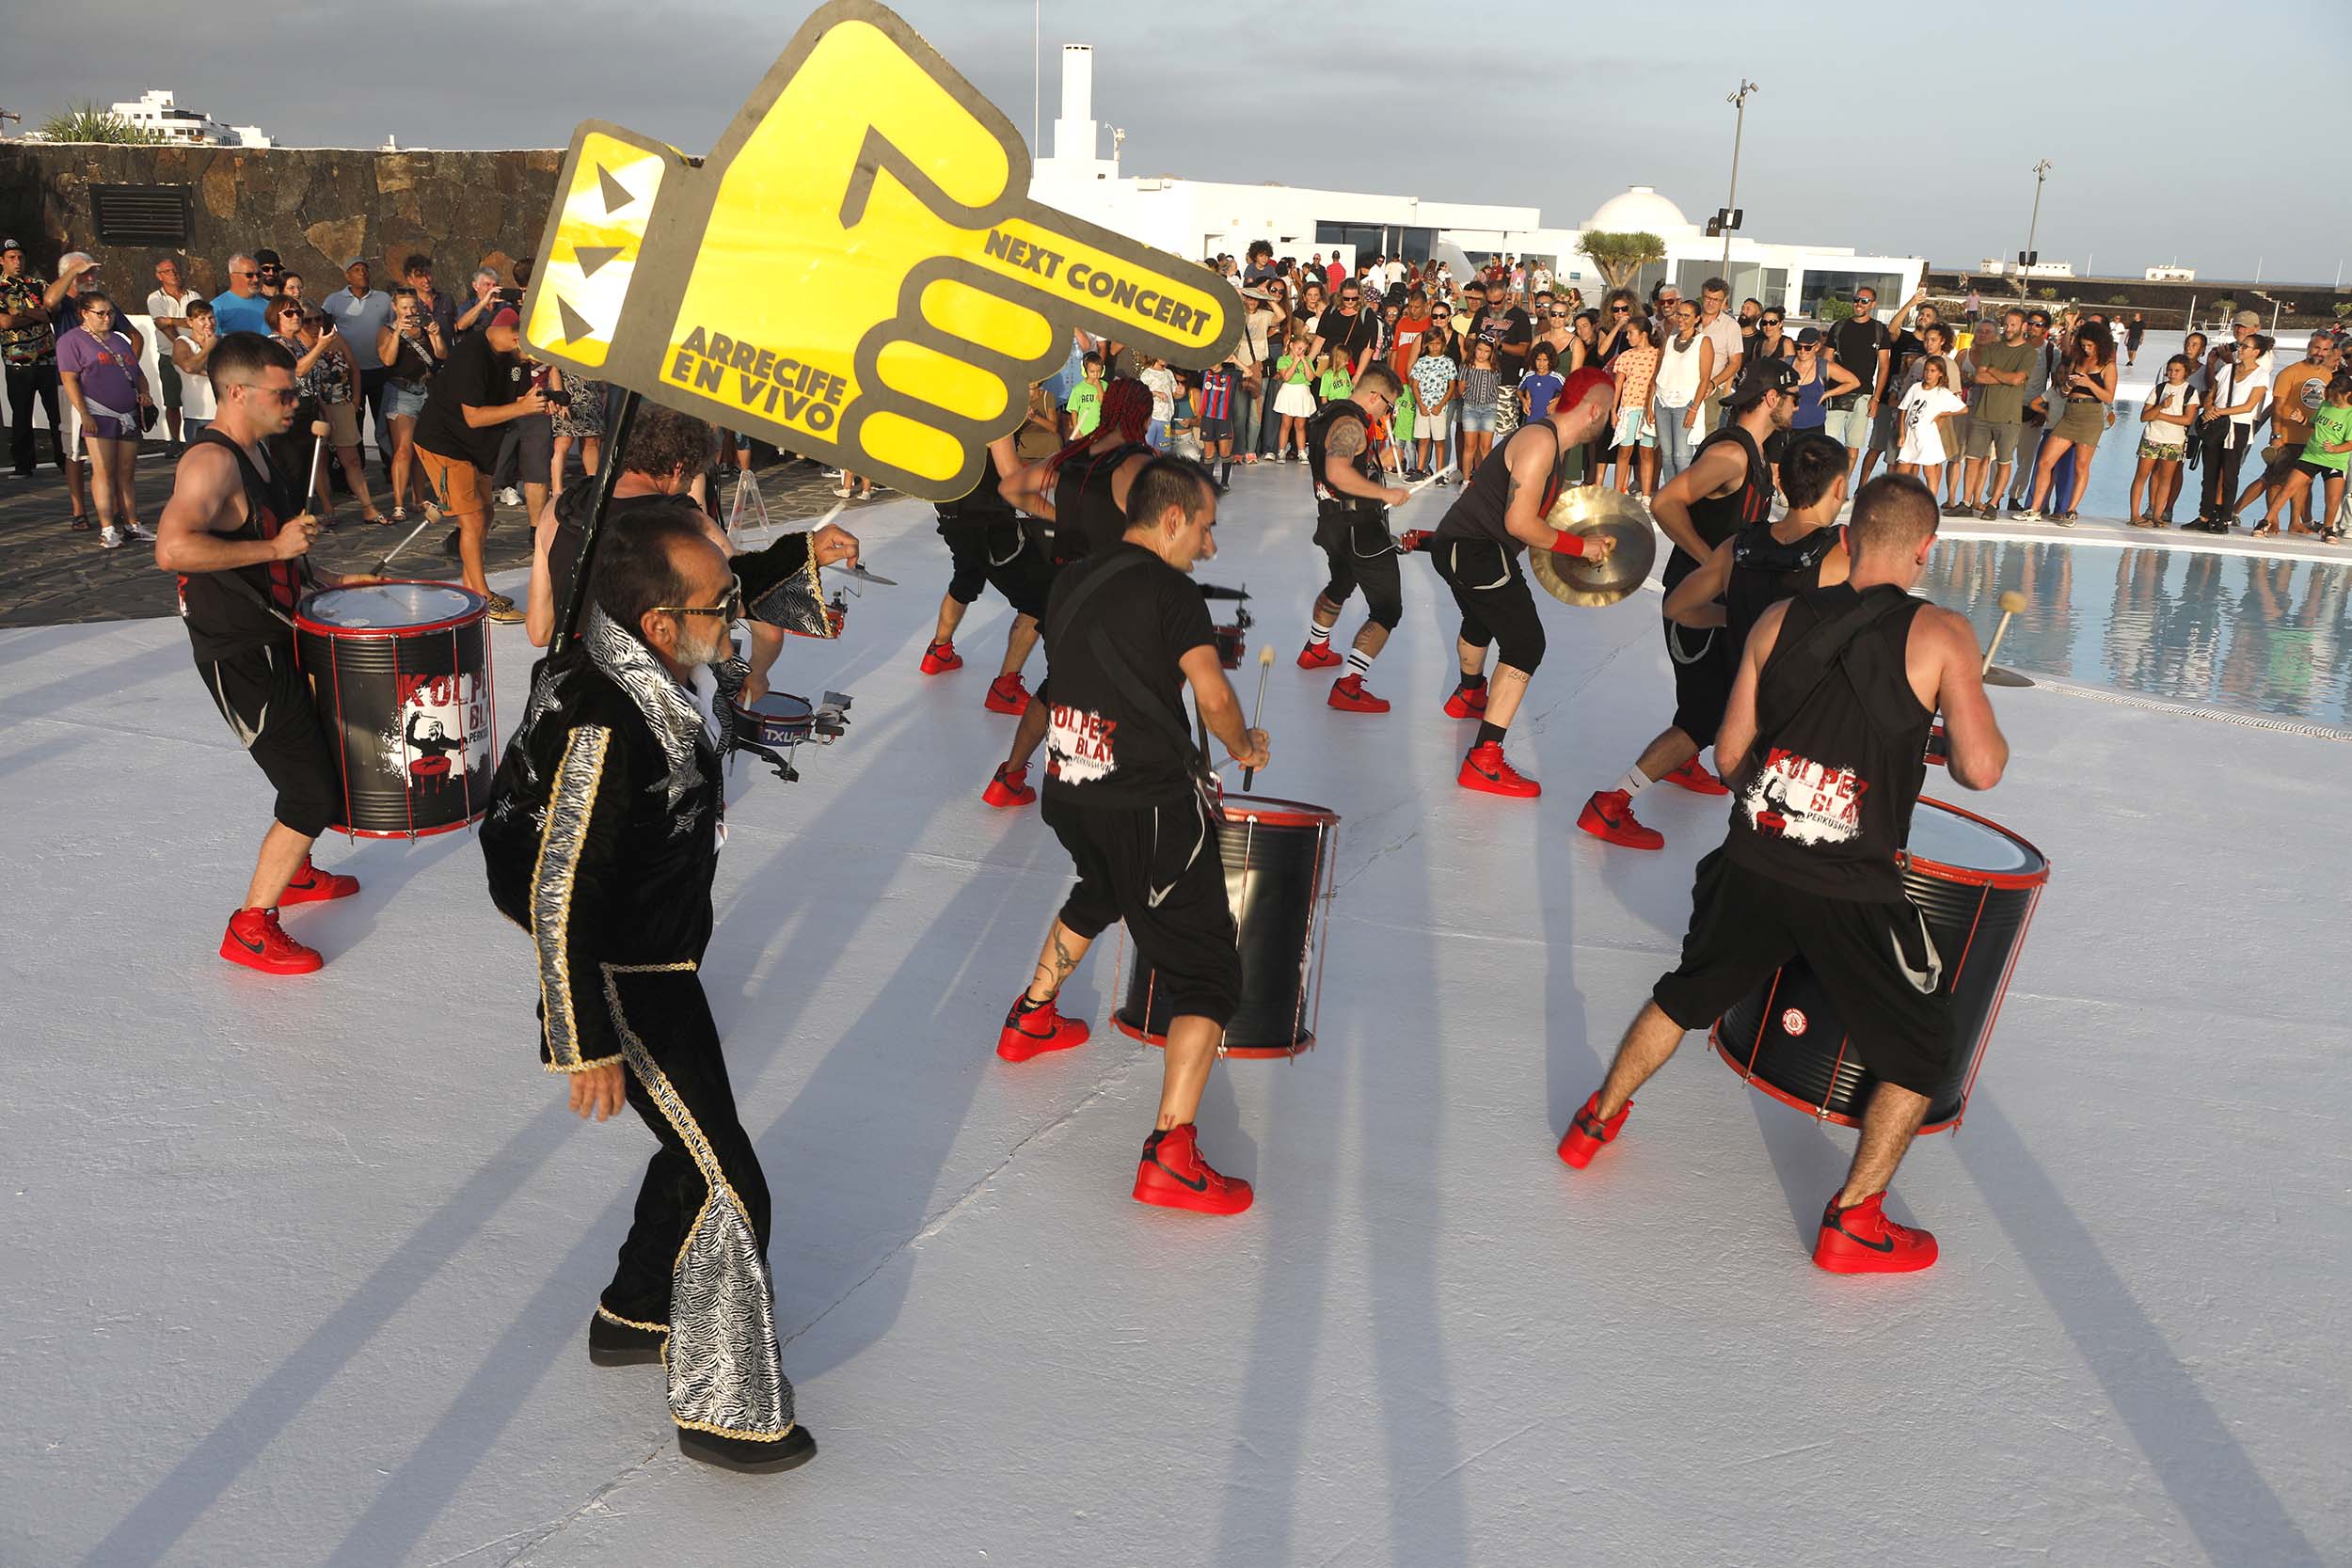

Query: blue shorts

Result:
[384,378,429,420]
[1458,404,1497,435]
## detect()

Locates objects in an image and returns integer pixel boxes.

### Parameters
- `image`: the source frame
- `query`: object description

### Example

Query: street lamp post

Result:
[2018,158,2052,301]
[1720,80,1758,276]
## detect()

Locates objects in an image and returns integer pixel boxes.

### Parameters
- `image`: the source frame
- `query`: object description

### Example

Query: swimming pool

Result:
[1920,538,2352,728]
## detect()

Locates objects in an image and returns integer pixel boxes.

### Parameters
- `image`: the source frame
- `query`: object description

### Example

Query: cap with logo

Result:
[0,238,23,254]
[1724,356,1800,408]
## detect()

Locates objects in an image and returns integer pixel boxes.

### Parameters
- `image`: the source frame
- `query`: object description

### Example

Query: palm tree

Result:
[1577,231,1666,294]
[38,103,164,144]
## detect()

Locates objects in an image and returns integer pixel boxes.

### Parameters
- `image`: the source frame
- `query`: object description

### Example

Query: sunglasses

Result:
[652,575,746,622]
[235,383,299,404]
[1611,306,1630,314]
[1763,318,1783,326]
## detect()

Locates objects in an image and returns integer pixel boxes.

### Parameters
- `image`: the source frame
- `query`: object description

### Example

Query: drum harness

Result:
[1044,550,1219,908]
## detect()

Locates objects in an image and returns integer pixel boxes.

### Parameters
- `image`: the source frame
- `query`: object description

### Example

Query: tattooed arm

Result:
[1319,413,1409,507]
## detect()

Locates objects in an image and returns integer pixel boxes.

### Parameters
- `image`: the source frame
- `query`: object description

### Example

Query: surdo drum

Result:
[294,581,495,838]
[1114,796,1339,1059]
[1711,799,2050,1133]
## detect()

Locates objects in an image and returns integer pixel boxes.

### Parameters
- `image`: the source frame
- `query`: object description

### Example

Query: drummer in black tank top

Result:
[1424,368,1619,799]
[1562,475,2012,1276]
[1578,358,1798,851]
[151,330,368,976]
[919,433,1055,719]
[985,377,1159,809]
[1659,430,1852,657]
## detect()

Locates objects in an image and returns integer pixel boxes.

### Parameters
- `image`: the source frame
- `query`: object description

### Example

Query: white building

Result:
[108,89,270,149]
[1977,257,2076,279]
[1027,46,1922,319]
[2145,263,2196,282]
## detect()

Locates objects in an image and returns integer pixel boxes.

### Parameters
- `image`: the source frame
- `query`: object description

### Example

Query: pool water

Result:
[1919,539,2352,727]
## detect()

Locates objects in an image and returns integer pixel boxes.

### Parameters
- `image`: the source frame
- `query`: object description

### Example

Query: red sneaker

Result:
[1441,684,1489,719]
[982,673,1030,715]
[1577,789,1664,850]
[1556,1092,1630,1169]
[1458,740,1539,798]
[1327,673,1391,713]
[1295,641,1343,670]
[996,995,1090,1062]
[919,640,963,675]
[981,762,1036,808]
[278,858,360,904]
[1812,1193,1939,1275]
[1133,1123,1254,1215]
[1662,755,1730,796]
[219,907,324,975]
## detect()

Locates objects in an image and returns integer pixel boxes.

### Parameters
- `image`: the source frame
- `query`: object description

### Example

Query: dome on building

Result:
[1582,186,1696,237]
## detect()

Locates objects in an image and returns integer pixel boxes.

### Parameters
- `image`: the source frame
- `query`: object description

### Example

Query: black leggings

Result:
[939,516,1050,618]
[1434,536,1546,673]
[1314,503,1403,630]
[2198,426,2245,519]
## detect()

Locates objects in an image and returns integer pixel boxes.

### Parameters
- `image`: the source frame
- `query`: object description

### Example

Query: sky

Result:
[3,0,2347,287]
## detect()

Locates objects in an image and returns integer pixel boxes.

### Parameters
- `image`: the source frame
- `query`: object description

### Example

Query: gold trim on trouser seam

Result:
[596,1305,670,1334]
[530,725,613,1069]
[603,963,796,1440]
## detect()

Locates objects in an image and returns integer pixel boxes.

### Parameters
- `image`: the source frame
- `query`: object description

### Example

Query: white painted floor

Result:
[3,468,2344,1568]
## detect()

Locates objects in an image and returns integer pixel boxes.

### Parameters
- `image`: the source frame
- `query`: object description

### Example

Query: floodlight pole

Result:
[1720,81,1758,275]
[2019,158,2052,301]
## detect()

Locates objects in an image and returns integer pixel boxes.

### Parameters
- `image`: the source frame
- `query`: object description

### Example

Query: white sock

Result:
[1619,768,1653,798]
[1344,647,1374,679]
[1307,623,1332,647]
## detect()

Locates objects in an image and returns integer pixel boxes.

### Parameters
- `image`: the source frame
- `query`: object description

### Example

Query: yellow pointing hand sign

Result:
[521,0,1239,502]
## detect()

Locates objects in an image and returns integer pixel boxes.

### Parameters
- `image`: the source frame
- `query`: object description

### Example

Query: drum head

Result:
[301,582,485,631]
[740,691,814,723]
[1221,794,1340,830]
[1905,799,2044,877]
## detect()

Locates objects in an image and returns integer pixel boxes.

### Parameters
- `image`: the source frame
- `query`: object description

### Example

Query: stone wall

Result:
[0,142,562,296]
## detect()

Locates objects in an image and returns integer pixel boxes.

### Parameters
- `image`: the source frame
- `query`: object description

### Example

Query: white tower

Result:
[1052,44,1099,164]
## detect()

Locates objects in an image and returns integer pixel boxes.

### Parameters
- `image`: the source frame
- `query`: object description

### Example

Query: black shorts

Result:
[1664,618,1734,746]
[1431,535,1546,671]
[1313,502,1403,626]
[1199,415,1235,443]
[196,641,342,838]
[2259,442,2306,485]
[940,516,1050,618]
[1042,794,1241,1027]
[1654,849,1952,1097]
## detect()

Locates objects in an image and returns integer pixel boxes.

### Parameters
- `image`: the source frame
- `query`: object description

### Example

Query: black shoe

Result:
[678,1423,817,1473]
[586,1310,667,1367]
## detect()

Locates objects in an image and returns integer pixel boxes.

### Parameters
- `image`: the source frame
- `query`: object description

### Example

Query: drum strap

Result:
[1046,550,1225,823]
[1751,586,1917,751]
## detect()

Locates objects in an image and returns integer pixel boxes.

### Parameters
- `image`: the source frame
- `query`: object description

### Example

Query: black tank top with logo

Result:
[178,428,305,660]
[1725,522,1841,656]
[1668,425,1772,594]
[1431,421,1561,557]
[1049,439,1156,564]
[1724,582,1931,903]
[1306,399,1382,515]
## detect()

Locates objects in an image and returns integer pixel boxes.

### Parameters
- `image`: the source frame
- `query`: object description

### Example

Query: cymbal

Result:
[1526,487,1657,608]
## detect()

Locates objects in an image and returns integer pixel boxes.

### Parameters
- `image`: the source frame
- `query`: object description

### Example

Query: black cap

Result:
[254,247,283,268]
[1795,326,1823,348]
[1724,356,1799,408]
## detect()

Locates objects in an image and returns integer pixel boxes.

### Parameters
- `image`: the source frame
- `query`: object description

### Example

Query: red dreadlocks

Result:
[1045,375,1155,479]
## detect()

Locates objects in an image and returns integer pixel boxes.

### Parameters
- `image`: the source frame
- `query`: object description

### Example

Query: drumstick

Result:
[368,502,443,578]
[1982,589,2027,674]
[1240,644,1274,793]
[307,419,331,510]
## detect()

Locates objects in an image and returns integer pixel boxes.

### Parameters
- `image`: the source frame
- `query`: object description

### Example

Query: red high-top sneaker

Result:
[919,640,963,674]
[278,858,360,904]
[1327,673,1391,712]
[1662,755,1730,796]
[219,908,324,975]
[1813,1193,1939,1274]
[1556,1092,1630,1169]
[1577,789,1664,849]
[1133,1123,1254,1215]
[983,673,1030,715]
[1441,683,1489,719]
[1459,741,1539,798]
[996,995,1090,1062]
[981,762,1037,808]
[1295,641,1343,670]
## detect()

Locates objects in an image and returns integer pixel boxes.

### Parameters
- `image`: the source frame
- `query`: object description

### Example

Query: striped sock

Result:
[1344,647,1374,679]
[1307,623,1332,647]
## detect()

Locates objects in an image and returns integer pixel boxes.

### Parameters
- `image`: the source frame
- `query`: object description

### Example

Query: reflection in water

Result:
[1920,542,2350,727]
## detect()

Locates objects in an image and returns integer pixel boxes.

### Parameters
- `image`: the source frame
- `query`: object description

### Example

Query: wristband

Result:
[1549,529,1587,559]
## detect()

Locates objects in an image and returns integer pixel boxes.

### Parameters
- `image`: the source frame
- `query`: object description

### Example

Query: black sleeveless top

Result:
[1725,522,1841,656]
[1050,439,1156,563]
[1668,424,1772,593]
[1724,583,1932,902]
[1431,421,1562,556]
[177,429,306,660]
[1306,399,1382,515]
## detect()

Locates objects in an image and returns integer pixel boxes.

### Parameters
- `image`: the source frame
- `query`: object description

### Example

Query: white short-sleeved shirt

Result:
[1697,314,1742,388]
[1897,384,1967,464]
[147,287,197,341]
[2217,364,2270,429]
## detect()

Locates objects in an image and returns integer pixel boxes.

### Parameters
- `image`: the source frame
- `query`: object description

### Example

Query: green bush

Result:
[39,103,163,144]
[2106,293,2132,306]
[2037,286,2058,300]
[1816,295,1856,323]
[2334,303,2352,321]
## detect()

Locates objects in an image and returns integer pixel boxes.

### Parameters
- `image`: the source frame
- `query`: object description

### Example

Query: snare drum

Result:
[1115,796,1339,1059]
[294,581,495,838]
[1711,798,2049,1133]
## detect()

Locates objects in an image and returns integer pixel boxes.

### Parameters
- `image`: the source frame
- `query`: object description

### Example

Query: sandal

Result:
[362,513,389,526]
[68,515,91,531]
[2249,523,2278,537]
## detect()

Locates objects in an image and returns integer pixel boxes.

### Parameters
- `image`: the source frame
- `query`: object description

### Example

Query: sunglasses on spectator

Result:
[1611,306,1629,314]
[230,268,259,278]
[1763,317,1783,326]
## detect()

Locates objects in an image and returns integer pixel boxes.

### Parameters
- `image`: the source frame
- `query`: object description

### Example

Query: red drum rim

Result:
[1220,794,1341,830]
[1112,1011,1315,1059]
[294,578,489,639]
[1899,795,2052,892]
[1707,1027,1961,1135]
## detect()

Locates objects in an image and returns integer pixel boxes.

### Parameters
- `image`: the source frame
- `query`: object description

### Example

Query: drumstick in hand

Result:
[1241,644,1274,792]
[1982,589,2026,674]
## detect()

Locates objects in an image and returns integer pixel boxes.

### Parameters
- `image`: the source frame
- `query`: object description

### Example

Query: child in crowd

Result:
[2257,372,2351,539]
[1274,332,1318,460]
[1138,354,1177,449]
[1064,351,1104,437]
[1895,355,1966,492]
[1316,351,1354,408]
[1167,370,1201,460]
[2129,355,2199,528]
[1411,334,1459,483]
[1611,315,1659,497]
[1518,341,1564,427]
